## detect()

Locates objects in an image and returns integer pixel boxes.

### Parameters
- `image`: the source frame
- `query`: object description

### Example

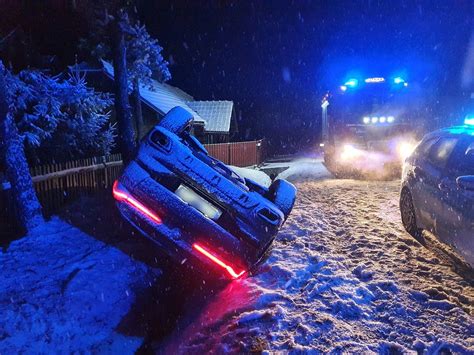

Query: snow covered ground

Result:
[275,157,332,181]
[1,162,473,353]
[162,164,474,353]
[0,217,157,353]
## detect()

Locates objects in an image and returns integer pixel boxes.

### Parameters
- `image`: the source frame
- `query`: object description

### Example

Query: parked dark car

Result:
[113,107,297,280]
[400,124,474,267]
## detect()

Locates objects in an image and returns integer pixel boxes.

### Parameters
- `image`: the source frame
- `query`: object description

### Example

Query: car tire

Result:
[267,179,297,220]
[159,106,194,135]
[400,188,423,240]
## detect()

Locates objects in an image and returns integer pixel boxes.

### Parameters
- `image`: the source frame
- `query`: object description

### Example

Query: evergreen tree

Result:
[126,23,171,140]
[30,71,115,163]
[111,9,136,163]
[0,60,115,229]
[80,4,170,145]
[7,68,114,164]
[0,61,44,231]
[78,2,137,163]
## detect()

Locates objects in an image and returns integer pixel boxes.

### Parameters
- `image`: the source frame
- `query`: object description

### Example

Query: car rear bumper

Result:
[113,173,275,279]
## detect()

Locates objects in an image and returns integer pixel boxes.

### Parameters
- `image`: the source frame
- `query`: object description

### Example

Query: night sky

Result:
[1,0,473,153]
[143,0,472,152]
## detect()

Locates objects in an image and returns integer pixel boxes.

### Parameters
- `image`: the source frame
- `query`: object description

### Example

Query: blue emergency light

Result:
[393,77,405,84]
[344,78,358,88]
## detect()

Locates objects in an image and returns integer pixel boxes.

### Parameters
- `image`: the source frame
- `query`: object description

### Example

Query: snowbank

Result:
[276,158,332,182]
[0,217,158,353]
[163,179,474,353]
[229,165,272,187]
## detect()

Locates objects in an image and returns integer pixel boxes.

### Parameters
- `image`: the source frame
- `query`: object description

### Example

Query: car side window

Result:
[453,140,474,175]
[428,137,458,169]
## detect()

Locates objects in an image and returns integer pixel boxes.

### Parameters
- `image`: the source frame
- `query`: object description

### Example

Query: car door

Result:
[437,137,474,264]
[414,136,459,232]
[409,136,439,229]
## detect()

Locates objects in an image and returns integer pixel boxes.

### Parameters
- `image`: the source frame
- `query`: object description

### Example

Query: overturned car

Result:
[113,107,297,280]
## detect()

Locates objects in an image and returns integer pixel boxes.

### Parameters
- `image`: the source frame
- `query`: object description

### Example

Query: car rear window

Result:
[428,137,458,168]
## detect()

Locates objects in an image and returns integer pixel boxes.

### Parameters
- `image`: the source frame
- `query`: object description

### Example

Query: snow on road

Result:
[164,177,474,353]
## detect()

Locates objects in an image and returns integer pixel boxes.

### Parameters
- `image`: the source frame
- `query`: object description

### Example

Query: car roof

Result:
[425,125,474,140]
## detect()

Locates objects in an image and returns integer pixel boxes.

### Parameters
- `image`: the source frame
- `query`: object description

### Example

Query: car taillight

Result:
[193,243,246,279]
[112,181,162,224]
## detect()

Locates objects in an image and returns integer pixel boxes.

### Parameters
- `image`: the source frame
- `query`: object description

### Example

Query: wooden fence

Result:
[205,139,265,167]
[0,140,266,225]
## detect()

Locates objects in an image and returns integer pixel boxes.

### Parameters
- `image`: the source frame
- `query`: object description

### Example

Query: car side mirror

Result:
[456,175,474,191]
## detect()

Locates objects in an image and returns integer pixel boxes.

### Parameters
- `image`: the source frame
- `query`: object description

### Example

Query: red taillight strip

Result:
[112,181,162,224]
[193,243,246,279]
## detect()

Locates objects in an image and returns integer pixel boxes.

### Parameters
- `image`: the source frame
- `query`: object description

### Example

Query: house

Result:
[100,61,237,144]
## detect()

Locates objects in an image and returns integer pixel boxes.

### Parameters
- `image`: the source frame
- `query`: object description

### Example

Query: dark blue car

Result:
[400,123,474,266]
[113,107,297,280]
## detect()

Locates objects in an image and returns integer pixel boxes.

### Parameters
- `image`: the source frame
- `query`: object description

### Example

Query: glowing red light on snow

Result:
[112,181,162,224]
[193,243,246,279]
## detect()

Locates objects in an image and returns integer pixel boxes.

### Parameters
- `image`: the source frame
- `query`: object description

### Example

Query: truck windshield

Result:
[330,82,415,126]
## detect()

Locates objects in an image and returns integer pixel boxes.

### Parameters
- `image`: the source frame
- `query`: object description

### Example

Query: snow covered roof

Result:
[101,60,206,125]
[187,101,234,133]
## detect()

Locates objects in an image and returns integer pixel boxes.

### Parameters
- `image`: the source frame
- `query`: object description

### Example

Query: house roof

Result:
[187,101,234,133]
[102,61,234,133]
[101,60,205,124]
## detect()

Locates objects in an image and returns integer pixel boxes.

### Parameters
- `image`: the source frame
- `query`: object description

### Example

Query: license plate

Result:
[175,184,222,220]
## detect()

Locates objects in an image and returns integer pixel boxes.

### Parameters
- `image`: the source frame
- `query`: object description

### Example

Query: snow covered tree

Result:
[30,71,115,163]
[79,3,137,163]
[0,60,114,229]
[0,61,44,231]
[80,4,171,145]
[111,10,136,163]
[126,23,171,140]
[6,68,114,164]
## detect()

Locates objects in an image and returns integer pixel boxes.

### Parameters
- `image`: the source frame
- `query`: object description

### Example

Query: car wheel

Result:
[159,106,194,135]
[267,179,297,220]
[400,188,423,240]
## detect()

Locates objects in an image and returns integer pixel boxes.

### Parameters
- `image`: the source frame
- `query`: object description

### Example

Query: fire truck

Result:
[321,75,423,178]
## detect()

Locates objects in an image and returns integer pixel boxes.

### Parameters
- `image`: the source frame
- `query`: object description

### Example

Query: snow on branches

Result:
[6,68,115,163]
[126,23,171,87]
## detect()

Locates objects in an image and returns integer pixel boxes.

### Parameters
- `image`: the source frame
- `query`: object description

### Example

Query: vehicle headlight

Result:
[340,144,362,161]
[397,141,416,161]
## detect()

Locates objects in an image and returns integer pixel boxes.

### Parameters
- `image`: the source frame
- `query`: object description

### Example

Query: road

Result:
[161,178,474,353]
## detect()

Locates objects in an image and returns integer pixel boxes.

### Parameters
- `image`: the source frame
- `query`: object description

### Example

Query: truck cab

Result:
[322,75,423,178]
